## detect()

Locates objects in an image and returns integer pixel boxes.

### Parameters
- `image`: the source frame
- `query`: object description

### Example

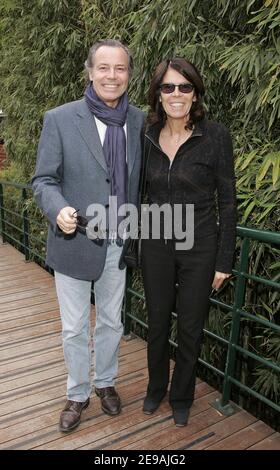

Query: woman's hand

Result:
[212,271,231,291]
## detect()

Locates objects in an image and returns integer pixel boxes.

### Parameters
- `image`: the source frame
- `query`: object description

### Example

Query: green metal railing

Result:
[0,180,46,263]
[0,179,279,419]
[0,179,96,300]
[124,227,280,417]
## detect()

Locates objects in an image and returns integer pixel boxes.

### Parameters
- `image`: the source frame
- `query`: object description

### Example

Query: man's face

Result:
[89,46,129,108]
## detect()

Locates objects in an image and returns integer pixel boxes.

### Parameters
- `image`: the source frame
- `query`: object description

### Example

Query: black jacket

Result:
[143,118,237,273]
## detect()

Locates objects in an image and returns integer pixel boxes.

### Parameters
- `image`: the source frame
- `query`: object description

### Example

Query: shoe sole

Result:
[143,409,154,415]
[58,400,90,432]
[173,409,190,427]
[142,405,160,415]
[142,400,161,415]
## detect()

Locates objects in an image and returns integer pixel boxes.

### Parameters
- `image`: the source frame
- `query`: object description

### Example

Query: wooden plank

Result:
[0,341,147,398]
[0,332,142,364]
[32,394,169,450]
[0,356,148,423]
[0,377,149,449]
[0,309,60,332]
[0,384,67,428]
[0,240,279,451]
[0,260,27,269]
[206,420,274,450]
[121,400,225,450]
[0,287,55,304]
[0,276,54,295]
[165,409,257,450]
[248,433,280,450]
[0,367,148,433]
[84,382,214,452]
[0,249,24,257]
[0,267,50,283]
[0,364,66,398]
[118,338,146,356]
[0,292,58,314]
[0,300,59,323]
[0,318,62,346]
[0,264,49,278]
[0,348,66,382]
[0,333,61,362]
[87,390,220,451]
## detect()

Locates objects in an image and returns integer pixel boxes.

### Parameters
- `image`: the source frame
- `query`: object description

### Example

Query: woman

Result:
[141,58,237,426]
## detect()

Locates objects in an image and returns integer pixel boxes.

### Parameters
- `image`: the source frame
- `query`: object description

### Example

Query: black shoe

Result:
[172,408,190,427]
[142,396,162,415]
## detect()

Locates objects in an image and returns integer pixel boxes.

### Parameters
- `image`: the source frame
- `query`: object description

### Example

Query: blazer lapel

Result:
[75,100,108,174]
[75,100,141,177]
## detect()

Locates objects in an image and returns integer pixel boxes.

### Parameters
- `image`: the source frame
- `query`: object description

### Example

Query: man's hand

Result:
[212,271,231,291]
[56,207,78,234]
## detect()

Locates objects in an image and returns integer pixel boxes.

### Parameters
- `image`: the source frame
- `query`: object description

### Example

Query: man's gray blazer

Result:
[32,98,145,281]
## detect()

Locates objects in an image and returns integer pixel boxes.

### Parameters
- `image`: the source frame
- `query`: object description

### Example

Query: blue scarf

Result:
[84,83,129,232]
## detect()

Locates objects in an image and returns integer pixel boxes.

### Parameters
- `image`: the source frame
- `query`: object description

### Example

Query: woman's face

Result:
[159,67,196,121]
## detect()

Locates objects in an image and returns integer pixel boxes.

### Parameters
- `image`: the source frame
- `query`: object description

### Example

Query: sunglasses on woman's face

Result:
[159,83,194,94]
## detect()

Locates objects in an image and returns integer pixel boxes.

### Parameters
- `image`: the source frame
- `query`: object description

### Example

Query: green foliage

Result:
[0,160,27,185]
[235,138,280,229]
[0,0,86,177]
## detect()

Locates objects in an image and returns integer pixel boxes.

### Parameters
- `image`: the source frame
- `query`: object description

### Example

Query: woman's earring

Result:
[159,96,162,102]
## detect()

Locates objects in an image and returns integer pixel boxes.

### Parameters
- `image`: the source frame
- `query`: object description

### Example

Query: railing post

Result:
[123,268,133,340]
[212,237,250,415]
[0,183,6,243]
[22,188,30,261]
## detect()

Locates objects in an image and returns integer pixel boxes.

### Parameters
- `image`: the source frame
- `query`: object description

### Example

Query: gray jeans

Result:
[55,244,126,402]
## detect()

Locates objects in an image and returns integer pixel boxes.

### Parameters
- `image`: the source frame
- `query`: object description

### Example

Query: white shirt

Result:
[94,116,127,159]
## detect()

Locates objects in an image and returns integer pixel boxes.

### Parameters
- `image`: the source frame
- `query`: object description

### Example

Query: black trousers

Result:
[141,234,217,410]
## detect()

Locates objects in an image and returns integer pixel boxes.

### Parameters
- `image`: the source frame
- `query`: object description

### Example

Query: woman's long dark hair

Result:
[147,58,205,130]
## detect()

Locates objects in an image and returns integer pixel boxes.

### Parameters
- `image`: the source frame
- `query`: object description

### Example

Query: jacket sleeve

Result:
[31,111,69,228]
[215,125,237,273]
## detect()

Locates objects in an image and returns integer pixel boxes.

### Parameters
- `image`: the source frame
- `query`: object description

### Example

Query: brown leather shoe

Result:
[95,387,121,416]
[59,398,90,432]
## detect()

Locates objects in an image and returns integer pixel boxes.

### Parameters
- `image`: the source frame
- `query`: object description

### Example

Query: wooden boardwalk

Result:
[0,240,279,450]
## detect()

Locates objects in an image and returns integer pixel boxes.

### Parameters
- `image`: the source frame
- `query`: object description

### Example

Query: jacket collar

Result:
[145,118,205,147]
[75,98,141,177]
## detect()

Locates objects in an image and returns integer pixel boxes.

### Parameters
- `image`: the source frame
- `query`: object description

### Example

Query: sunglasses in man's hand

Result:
[71,210,104,245]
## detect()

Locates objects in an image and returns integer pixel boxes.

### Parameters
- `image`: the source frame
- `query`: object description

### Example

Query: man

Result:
[32,39,145,432]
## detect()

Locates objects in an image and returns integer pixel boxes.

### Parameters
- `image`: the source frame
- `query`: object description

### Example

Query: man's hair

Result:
[85,39,133,76]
